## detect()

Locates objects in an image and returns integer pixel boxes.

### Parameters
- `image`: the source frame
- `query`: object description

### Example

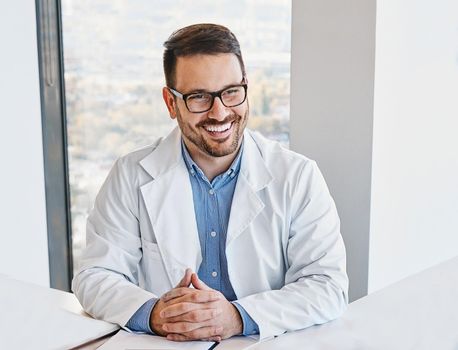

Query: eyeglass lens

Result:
[186,85,246,112]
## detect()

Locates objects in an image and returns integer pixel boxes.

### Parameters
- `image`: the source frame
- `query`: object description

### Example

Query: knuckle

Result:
[189,311,199,322]
[170,335,184,342]
[188,329,201,339]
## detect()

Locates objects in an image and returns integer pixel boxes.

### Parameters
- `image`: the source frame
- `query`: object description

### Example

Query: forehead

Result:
[174,53,243,92]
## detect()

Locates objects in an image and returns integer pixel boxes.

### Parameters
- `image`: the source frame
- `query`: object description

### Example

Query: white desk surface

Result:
[249,255,458,350]
[0,275,119,350]
[2,255,457,350]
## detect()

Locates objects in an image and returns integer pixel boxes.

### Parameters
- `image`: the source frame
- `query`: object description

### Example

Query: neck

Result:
[183,138,242,182]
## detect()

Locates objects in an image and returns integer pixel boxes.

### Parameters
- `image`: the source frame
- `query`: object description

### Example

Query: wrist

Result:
[230,303,243,336]
[150,299,167,336]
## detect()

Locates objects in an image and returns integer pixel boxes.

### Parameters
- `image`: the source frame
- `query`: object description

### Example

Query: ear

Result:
[162,87,177,119]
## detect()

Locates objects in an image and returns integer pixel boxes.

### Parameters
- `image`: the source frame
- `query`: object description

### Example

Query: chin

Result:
[203,138,239,157]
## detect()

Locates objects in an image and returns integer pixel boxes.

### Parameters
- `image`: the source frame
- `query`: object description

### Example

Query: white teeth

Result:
[204,122,231,132]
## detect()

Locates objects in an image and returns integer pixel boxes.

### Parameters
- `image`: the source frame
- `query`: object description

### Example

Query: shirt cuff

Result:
[232,301,259,335]
[125,298,158,334]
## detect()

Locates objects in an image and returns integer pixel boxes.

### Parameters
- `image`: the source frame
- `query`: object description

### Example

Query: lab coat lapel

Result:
[139,127,202,287]
[226,131,273,247]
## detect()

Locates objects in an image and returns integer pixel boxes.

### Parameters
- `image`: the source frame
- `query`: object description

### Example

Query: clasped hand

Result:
[150,269,243,342]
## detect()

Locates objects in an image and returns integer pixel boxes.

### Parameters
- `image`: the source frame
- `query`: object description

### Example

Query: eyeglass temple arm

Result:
[168,87,183,99]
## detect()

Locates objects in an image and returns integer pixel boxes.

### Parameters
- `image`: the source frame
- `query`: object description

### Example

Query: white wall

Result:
[368,0,458,292]
[291,0,376,301]
[291,0,458,300]
[0,1,50,286]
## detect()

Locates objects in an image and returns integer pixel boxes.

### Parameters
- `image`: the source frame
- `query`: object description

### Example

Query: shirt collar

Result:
[181,138,244,182]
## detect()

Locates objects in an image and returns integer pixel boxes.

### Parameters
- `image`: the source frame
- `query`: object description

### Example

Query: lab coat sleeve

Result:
[235,160,349,340]
[72,157,156,328]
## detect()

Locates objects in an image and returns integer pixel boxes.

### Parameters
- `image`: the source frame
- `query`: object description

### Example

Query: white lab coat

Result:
[72,126,348,341]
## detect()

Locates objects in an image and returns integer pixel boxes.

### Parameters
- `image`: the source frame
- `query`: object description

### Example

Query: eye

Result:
[187,93,209,101]
[222,87,243,97]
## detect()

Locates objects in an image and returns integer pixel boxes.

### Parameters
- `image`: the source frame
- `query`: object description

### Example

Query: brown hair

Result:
[163,23,246,88]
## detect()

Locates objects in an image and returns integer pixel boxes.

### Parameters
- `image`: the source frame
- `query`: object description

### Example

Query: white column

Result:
[369,0,458,292]
[291,0,458,301]
[291,0,376,301]
[0,1,49,286]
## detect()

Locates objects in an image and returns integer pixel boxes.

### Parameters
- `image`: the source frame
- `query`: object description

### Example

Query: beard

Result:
[176,106,248,158]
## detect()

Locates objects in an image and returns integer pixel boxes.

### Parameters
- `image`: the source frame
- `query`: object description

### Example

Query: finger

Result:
[176,268,193,288]
[202,336,222,342]
[163,320,208,333]
[163,289,221,304]
[166,333,191,342]
[161,301,220,319]
[164,307,222,322]
[162,287,195,303]
[168,334,221,342]
[191,273,212,291]
[161,301,207,318]
[166,326,223,341]
[162,287,193,302]
[166,291,222,306]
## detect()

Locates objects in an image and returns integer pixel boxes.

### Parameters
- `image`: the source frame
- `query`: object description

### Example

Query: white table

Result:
[2,255,457,350]
[250,255,458,349]
[0,275,119,350]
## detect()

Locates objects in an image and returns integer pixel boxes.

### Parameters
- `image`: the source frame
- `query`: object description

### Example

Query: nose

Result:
[208,96,229,121]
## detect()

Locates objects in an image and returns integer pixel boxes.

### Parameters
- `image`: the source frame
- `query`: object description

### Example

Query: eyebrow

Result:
[183,80,244,94]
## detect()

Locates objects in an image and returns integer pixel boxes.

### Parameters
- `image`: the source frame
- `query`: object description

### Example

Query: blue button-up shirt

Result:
[126,138,259,335]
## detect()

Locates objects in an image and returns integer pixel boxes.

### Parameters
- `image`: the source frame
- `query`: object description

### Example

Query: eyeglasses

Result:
[168,81,248,113]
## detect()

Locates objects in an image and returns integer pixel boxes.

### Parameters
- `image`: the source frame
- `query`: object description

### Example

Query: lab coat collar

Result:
[139,126,273,190]
[139,126,182,180]
[239,129,273,192]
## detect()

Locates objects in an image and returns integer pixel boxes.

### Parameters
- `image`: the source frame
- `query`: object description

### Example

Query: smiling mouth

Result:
[203,121,233,133]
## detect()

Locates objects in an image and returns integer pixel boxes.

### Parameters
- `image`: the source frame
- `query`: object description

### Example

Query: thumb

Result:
[176,268,193,288]
[191,273,212,291]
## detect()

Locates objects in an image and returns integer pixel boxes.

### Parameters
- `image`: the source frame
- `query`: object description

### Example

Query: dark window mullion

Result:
[36,0,73,291]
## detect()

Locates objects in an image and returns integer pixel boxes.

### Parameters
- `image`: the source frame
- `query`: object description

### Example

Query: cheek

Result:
[177,108,200,128]
[236,106,249,123]
[231,105,247,119]
[183,115,205,131]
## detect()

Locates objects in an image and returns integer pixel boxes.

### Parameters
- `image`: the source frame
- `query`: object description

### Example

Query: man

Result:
[72,23,348,342]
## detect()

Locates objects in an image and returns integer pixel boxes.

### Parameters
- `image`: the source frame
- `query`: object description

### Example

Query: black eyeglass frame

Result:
[168,81,248,113]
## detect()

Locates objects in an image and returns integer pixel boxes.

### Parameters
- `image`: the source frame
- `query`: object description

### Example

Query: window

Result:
[60,0,291,275]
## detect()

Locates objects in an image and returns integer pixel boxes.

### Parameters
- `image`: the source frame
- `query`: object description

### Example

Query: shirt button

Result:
[211,271,218,277]
[210,231,217,237]
[209,189,215,195]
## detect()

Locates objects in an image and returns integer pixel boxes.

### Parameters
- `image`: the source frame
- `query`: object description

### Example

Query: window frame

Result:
[36,0,73,291]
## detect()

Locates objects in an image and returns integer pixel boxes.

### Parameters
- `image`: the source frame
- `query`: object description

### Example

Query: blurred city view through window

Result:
[61,0,292,274]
